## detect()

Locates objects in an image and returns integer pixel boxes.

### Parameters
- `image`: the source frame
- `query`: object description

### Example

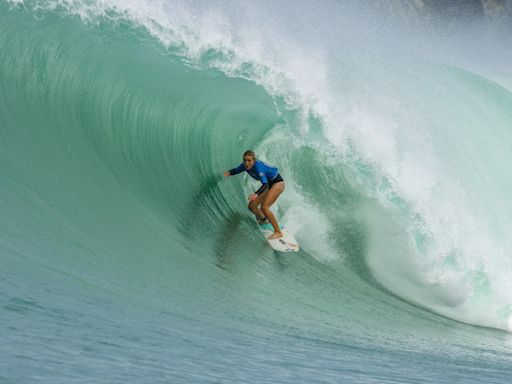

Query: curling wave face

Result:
[2,1,512,383]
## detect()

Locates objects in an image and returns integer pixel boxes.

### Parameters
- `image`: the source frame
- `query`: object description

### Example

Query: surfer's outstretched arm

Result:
[224,163,244,177]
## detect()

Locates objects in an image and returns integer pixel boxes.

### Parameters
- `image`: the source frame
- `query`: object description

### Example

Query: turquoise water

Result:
[2,1,512,382]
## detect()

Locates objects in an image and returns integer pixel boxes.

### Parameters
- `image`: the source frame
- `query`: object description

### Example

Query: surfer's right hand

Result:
[223,171,230,177]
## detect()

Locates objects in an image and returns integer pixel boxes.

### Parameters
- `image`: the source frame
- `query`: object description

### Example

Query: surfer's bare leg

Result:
[248,190,267,221]
[261,181,285,239]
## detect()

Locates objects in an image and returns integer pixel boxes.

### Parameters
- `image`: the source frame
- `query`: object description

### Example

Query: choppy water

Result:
[2,1,512,382]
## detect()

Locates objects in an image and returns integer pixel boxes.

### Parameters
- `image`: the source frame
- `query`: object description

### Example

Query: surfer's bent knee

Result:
[248,200,258,211]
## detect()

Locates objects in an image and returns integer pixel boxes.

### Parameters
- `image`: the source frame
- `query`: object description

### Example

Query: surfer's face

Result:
[243,156,255,169]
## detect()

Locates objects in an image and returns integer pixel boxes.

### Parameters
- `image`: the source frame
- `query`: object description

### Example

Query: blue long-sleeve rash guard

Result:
[229,160,279,195]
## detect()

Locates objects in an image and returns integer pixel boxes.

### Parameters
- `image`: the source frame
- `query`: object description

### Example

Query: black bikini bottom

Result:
[268,173,284,189]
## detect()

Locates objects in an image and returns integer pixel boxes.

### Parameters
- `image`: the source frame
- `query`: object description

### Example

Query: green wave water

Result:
[2,1,512,383]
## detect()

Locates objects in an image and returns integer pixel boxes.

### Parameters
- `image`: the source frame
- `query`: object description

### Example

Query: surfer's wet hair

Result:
[243,150,256,159]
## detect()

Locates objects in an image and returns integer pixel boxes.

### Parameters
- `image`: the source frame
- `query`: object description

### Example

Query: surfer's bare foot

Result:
[267,232,283,240]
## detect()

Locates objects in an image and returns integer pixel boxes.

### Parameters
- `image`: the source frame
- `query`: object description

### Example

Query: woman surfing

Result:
[224,150,284,240]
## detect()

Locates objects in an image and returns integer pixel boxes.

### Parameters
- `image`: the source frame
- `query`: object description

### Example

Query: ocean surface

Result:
[2,1,512,382]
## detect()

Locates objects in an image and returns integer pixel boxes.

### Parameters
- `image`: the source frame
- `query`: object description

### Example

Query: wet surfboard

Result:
[258,222,299,252]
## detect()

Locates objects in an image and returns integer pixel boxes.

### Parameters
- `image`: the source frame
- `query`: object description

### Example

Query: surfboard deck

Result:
[258,222,299,252]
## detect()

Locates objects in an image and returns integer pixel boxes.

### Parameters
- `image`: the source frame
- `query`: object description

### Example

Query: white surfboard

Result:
[258,222,299,252]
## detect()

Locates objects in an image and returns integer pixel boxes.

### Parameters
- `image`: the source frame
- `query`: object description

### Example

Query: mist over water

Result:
[2,1,512,382]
